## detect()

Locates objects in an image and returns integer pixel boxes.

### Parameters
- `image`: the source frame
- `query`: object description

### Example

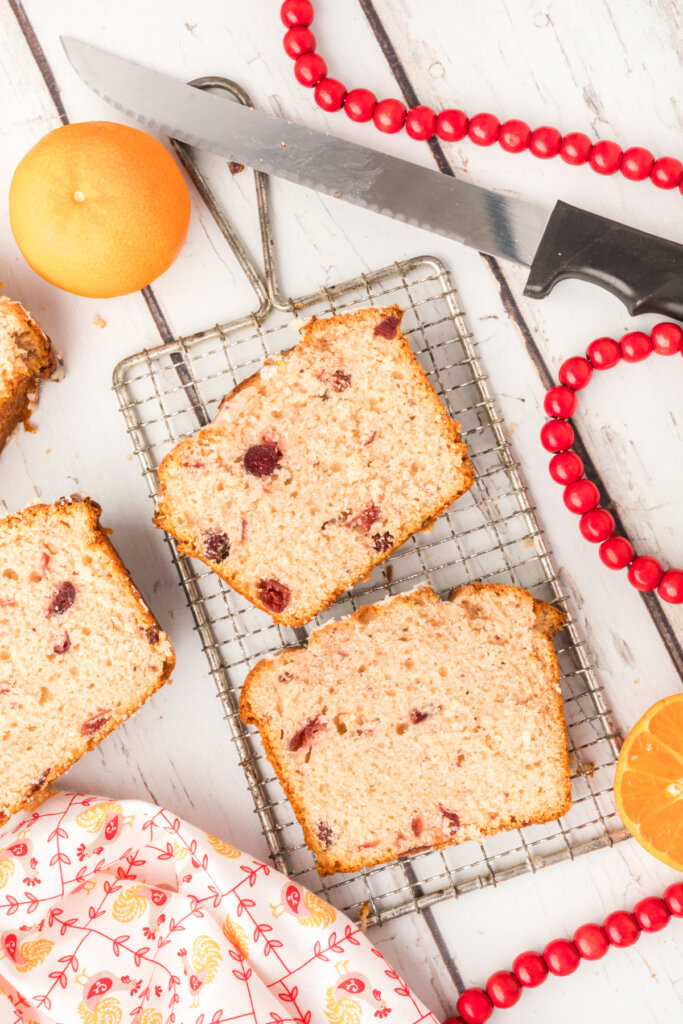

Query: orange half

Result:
[614,694,683,869]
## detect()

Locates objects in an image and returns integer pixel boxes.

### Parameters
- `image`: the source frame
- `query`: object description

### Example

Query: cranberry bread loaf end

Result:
[0,296,57,455]
[154,306,474,626]
[239,583,571,875]
[0,497,175,825]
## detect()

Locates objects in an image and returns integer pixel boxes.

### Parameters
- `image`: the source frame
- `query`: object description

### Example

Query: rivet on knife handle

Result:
[524,201,683,322]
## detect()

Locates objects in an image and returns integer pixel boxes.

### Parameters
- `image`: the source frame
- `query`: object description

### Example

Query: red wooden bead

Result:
[280,0,314,28]
[373,98,406,134]
[543,939,580,976]
[314,78,347,112]
[294,52,327,87]
[540,420,574,452]
[604,910,641,947]
[456,987,493,1024]
[549,451,584,485]
[590,140,622,175]
[651,321,683,355]
[468,113,500,146]
[650,156,683,189]
[599,536,635,570]
[283,26,316,59]
[573,923,610,960]
[621,146,654,181]
[529,126,562,159]
[344,88,377,123]
[559,356,593,390]
[437,109,469,142]
[544,385,577,418]
[664,882,683,917]
[406,105,437,141]
[564,479,600,515]
[634,896,671,932]
[499,119,531,153]
[486,970,522,1009]
[620,330,652,362]
[442,1018,465,1024]
[513,950,549,987]
[560,132,592,165]
[658,569,683,604]
[580,508,615,543]
[627,556,664,592]
[586,336,621,369]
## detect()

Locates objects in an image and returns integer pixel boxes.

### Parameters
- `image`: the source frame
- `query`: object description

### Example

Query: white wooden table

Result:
[1,1,681,1021]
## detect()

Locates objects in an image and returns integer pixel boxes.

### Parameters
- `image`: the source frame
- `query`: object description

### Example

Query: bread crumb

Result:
[358,901,370,932]
[92,315,107,329]
[507,423,517,436]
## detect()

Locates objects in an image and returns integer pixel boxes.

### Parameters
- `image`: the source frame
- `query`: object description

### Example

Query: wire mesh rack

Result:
[113,79,628,927]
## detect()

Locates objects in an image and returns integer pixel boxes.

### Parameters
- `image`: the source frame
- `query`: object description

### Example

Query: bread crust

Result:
[155,306,475,626]
[0,297,57,455]
[0,497,175,826]
[240,582,571,875]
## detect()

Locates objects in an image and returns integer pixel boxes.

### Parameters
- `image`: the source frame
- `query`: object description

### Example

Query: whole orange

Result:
[9,121,191,298]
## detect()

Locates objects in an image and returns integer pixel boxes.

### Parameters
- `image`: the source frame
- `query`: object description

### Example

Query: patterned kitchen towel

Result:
[0,792,439,1024]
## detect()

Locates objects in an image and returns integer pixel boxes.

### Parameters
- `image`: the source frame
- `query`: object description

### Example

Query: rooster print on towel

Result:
[177,936,223,1008]
[1,926,53,972]
[0,837,39,888]
[112,883,171,938]
[75,801,132,860]
[0,792,440,1024]
[325,963,392,1024]
[271,880,337,927]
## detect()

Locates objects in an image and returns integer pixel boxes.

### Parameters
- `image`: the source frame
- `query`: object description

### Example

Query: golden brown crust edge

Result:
[0,297,56,455]
[239,582,571,875]
[154,306,475,625]
[0,497,175,827]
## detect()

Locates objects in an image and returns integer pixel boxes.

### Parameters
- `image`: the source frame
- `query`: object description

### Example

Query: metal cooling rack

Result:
[113,79,628,927]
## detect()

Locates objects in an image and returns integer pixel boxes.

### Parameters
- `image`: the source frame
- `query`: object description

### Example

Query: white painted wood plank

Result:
[1,0,681,1020]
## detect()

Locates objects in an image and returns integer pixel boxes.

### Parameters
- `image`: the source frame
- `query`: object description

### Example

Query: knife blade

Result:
[62,38,683,320]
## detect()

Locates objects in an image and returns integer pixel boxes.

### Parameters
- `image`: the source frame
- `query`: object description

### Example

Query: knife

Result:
[62,38,683,321]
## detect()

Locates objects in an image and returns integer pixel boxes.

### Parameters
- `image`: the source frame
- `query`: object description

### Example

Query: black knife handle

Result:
[524,200,683,322]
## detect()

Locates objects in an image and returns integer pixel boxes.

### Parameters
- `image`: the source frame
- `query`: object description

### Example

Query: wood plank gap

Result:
[358,0,683,682]
[8,0,69,125]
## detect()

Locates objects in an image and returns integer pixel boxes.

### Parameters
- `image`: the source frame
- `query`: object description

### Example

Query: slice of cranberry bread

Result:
[0,296,57,455]
[239,583,571,875]
[154,306,474,626]
[0,497,175,825]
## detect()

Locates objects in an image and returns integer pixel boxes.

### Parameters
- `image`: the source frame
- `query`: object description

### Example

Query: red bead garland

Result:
[541,322,682,603]
[486,972,521,1009]
[468,113,500,147]
[573,923,610,960]
[280,1,682,197]
[294,52,327,87]
[344,88,376,123]
[440,888,681,1022]
[374,98,407,134]
[283,26,316,59]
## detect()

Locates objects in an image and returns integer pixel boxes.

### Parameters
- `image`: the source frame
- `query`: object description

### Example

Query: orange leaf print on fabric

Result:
[223,915,249,958]
[206,833,241,858]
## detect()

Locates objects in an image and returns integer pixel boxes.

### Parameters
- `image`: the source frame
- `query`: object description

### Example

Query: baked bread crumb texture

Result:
[155,305,474,625]
[0,497,175,825]
[240,583,571,875]
[0,295,57,455]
